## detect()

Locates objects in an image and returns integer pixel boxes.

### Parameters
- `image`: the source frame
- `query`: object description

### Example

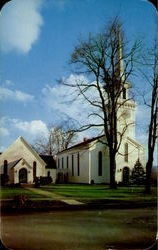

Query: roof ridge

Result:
[18,136,46,166]
[57,134,104,154]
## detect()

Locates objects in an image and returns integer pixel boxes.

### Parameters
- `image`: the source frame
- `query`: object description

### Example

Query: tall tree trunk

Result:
[109,150,117,189]
[145,147,154,193]
[145,161,152,193]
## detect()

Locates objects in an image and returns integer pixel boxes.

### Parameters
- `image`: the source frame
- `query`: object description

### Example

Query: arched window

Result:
[33,161,36,179]
[124,143,128,162]
[72,155,74,176]
[58,158,60,169]
[67,156,69,169]
[62,157,64,169]
[4,160,8,176]
[98,151,102,176]
[77,152,80,176]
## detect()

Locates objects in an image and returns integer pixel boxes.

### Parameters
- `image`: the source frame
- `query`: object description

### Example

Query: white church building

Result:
[56,83,145,184]
[0,136,56,184]
[56,38,145,185]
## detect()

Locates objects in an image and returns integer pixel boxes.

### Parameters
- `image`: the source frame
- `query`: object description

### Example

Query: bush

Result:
[9,183,21,188]
[130,161,146,185]
[34,176,52,187]
[34,177,41,187]
[91,180,95,185]
[40,176,52,185]
[13,194,29,207]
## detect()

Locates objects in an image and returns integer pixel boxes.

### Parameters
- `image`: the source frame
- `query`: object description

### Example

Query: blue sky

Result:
[0,0,157,161]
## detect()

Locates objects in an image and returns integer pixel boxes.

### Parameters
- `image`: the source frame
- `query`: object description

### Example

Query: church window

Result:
[58,158,60,169]
[125,143,128,162]
[98,151,102,176]
[4,160,8,176]
[77,153,80,176]
[72,155,74,176]
[67,156,69,169]
[123,88,126,99]
[33,161,36,180]
[62,157,64,169]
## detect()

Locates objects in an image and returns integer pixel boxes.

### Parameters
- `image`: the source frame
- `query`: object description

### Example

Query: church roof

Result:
[18,136,46,166]
[127,137,144,149]
[9,158,22,169]
[39,155,56,169]
[0,136,46,167]
[57,135,104,154]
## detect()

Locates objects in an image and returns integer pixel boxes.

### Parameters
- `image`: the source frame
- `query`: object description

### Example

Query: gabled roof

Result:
[57,135,104,154]
[39,155,56,169]
[127,137,144,149]
[9,158,22,169]
[10,158,32,170]
[0,136,47,167]
[57,134,144,155]
[19,136,46,166]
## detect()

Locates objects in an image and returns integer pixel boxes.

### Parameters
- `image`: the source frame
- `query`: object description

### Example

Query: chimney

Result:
[83,137,88,142]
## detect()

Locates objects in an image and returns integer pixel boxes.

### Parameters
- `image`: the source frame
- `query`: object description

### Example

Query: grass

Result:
[1,184,157,202]
[39,184,157,202]
[0,186,45,199]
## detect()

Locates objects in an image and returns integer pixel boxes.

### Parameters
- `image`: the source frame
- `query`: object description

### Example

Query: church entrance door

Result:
[122,167,130,184]
[19,168,27,183]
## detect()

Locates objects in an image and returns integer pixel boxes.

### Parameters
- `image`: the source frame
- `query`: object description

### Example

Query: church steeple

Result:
[116,29,132,101]
[115,27,125,82]
[116,28,136,139]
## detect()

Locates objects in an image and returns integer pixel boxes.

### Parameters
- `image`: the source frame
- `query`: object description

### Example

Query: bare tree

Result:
[62,18,141,188]
[33,123,77,155]
[140,45,158,193]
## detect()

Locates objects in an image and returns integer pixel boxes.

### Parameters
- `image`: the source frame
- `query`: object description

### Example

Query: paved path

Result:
[25,187,84,205]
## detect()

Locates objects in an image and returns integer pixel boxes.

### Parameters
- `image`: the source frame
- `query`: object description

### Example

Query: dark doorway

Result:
[19,168,27,183]
[122,167,130,184]
[57,173,64,183]
[64,173,68,183]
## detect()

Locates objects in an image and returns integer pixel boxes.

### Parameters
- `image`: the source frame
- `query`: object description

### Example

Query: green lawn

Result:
[0,187,44,199]
[39,184,157,202]
[1,184,157,202]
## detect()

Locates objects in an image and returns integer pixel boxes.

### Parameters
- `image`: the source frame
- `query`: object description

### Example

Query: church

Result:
[56,135,145,185]
[56,69,145,185]
[0,136,56,185]
[56,111,145,184]
[0,38,145,186]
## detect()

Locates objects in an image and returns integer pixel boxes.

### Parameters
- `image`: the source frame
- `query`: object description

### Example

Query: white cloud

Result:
[0,87,34,103]
[0,146,6,152]
[42,74,102,128]
[12,119,49,138]
[0,117,49,149]
[0,0,43,53]
[5,80,14,87]
[0,117,10,136]
[0,127,9,136]
[136,104,150,134]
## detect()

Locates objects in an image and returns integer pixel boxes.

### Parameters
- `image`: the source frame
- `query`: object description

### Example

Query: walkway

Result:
[25,187,84,205]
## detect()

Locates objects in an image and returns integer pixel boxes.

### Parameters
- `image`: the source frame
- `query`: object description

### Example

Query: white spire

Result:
[115,26,125,83]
